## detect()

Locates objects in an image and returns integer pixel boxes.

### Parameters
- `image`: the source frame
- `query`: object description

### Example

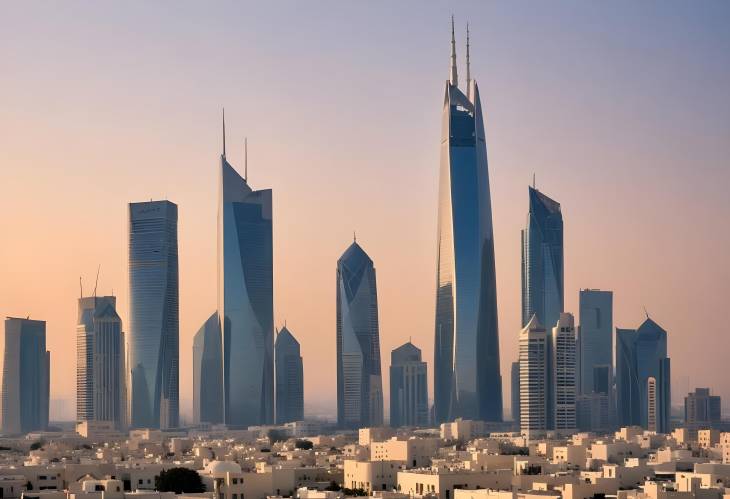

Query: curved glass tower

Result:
[336,241,383,428]
[128,200,179,429]
[218,128,274,428]
[434,19,502,423]
[521,187,563,329]
[275,326,304,424]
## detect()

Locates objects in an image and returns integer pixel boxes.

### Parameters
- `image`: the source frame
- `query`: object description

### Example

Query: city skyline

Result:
[2,2,730,422]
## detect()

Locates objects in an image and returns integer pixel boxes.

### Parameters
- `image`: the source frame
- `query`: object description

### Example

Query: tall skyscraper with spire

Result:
[434,17,503,423]
[128,200,179,429]
[218,112,274,428]
[521,187,564,329]
[336,239,383,429]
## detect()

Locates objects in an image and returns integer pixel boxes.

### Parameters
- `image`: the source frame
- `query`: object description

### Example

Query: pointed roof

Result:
[391,341,422,364]
[523,313,544,331]
[276,325,300,355]
[637,316,667,338]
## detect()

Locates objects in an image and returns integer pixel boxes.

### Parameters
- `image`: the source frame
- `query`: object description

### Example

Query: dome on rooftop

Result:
[205,461,241,475]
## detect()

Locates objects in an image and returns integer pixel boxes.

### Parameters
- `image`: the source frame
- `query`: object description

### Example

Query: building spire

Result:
[244,137,248,181]
[450,15,458,87]
[466,22,471,91]
[222,108,226,158]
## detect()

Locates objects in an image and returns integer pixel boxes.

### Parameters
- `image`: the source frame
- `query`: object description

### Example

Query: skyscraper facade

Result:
[390,341,429,428]
[275,326,304,424]
[336,240,383,428]
[192,312,223,425]
[434,18,502,424]
[519,315,547,437]
[2,318,50,435]
[578,289,613,395]
[552,313,577,433]
[218,131,274,428]
[77,296,126,429]
[521,187,563,329]
[616,317,671,433]
[684,388,721,429]
[128,200,179,429]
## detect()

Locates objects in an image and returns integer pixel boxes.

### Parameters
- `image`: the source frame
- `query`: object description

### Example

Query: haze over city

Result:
[1,0,729,424]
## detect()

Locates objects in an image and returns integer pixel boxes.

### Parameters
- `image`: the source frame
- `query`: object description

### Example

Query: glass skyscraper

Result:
[578,289,613,395]
[192,312,223,425]
[275,326,304,424]
[2,317,49,435]
[77,296,126,429]
[616,317,671,433]
[218,130,274,428]
[128,200,179,429]
[336,240,383,428]
[434,18,502,423]
[390,341,428,428]
[521,187,564,329]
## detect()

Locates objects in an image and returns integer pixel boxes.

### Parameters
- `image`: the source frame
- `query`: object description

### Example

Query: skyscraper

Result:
[2,317,49,435]
[128,200,179,429]
[522,187,563,329]
[684,388,721,429]
[519,314,547,437]
[578,290,613,395]
[77,296,126,429]
[552,313,577,433]
[192,312,223,425]
[521,186,563,430]
[390,341,429,428]
[336,240,383,428]
[434,18,502,424]
[616,317,671,433]
[218,123,274,428]
[275,326,304,424]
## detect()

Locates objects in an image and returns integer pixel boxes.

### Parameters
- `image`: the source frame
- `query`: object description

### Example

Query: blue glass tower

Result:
[521,187,564,329]
[336,240,383,428]
[275,326,304,424]
[128,200,179,429]
[193,312,223,425]
[434,19,502,423]
[218,122,274,428]
[1,318,49,435]
[578,290,613,395]
[616,317,671,433]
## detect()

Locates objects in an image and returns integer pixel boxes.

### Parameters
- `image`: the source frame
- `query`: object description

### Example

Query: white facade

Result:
[552,313,577,433]
[520,315,548,437]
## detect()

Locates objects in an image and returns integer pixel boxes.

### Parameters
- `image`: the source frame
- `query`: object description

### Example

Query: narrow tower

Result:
[434,18,502,423]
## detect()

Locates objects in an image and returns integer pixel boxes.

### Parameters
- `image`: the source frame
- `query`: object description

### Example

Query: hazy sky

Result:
[1,1,729,422]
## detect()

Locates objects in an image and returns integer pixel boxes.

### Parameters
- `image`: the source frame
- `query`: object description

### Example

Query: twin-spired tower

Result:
[434,19,503,423]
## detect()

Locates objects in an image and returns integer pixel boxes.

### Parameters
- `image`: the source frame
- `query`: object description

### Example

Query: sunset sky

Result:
[1,1,729,422]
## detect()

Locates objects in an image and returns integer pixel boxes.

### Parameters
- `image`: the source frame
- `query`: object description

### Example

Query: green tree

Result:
[295,440,313,450]
[155,468,205,493]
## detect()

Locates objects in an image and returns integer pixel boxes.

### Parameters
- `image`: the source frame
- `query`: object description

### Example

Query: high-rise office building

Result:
[192,312,223,425]
[519,314,547,437]
[521,186,563,430]
[390,341,429,428]
[616,317,671,433]
[552,313,577,433]
[128,200,179,429]
[336,240,383,428]
[522,187,563,329]
[511,361,520,427]
[685,388,721,430]
[434,18,502,424]
[77,296,126,429]
[2,318,50,435]
[218,122,274,428]
[578,290,613,396]
[275,326,304,424]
